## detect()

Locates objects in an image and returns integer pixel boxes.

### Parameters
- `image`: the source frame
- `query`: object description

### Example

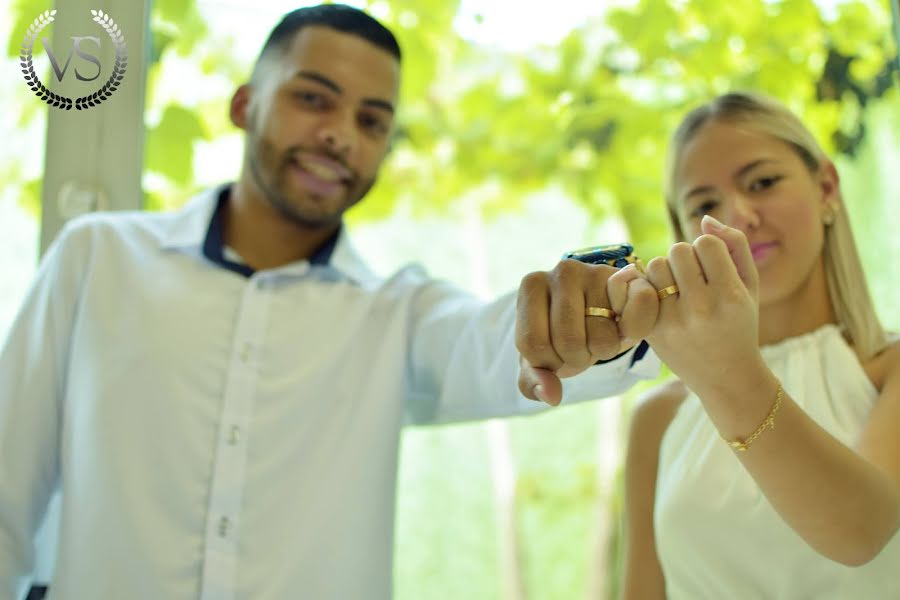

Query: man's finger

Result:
[582,264,620,360]
[516,272,563,371]
[518,356,563,406]
[547,260,592,368]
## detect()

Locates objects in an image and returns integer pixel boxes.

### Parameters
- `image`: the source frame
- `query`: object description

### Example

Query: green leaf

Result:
[6,0,53,58]
[154,0,191,24]
[145,105,209,186]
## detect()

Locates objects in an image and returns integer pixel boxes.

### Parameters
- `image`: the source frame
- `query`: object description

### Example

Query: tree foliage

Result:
[4,1,898,597]
[9,0,895,249]
[366,0,898,260]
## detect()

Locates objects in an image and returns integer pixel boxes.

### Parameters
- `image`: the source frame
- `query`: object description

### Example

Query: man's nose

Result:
[316,111,356,158]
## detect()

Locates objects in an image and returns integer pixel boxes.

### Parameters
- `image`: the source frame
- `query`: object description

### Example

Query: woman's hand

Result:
[610,216,766,397]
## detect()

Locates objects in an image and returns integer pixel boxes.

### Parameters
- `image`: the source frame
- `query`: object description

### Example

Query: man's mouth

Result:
[291,153,352,184]
[287,153,353,199]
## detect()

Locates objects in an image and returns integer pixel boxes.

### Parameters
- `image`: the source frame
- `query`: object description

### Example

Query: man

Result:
[0,5,658,599]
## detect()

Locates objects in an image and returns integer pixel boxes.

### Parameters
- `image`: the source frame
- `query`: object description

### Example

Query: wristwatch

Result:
[561,243,638,268]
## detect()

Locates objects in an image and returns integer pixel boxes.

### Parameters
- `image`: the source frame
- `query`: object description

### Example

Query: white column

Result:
[39,0,151,254]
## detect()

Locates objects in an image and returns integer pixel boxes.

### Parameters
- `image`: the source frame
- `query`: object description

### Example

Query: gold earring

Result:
[823,205,838,226]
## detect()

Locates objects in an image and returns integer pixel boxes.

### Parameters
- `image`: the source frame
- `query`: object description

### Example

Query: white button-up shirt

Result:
[0,186,657,600]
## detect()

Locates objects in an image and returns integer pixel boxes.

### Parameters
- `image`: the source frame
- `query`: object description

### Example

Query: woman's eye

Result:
[749,175,782,192]
[691,200,718,218]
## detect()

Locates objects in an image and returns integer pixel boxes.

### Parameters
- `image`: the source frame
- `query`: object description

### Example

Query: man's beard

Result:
[246,134,373,230]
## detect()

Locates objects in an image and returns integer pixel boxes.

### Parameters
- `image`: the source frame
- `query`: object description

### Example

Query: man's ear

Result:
[230,84,252,130]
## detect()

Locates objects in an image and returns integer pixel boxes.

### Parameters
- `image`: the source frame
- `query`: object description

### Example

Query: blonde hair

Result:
[664,91,887,360]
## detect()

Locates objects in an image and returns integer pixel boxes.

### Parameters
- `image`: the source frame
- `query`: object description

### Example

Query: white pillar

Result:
[39,0,150,254]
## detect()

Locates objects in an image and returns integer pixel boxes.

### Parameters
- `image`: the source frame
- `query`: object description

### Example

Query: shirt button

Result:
[218,516,230,538]
[239,343,252,363]
[228,425,241,445]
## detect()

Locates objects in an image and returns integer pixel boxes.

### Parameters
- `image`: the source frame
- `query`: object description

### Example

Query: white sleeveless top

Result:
[655,324,900,599]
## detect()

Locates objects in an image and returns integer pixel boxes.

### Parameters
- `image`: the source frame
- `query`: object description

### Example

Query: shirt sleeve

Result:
[404,275,659,425]
[0,221,88,598]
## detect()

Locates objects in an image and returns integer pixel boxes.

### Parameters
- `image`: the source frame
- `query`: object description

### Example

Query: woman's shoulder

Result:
[863,333,900,393]
[628,379,690,442]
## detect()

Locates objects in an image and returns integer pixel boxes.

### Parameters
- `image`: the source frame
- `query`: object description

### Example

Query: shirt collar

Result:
[160,183,380,286]
[159,185,222,251]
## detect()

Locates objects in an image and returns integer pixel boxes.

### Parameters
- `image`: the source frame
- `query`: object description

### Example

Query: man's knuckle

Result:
[518,330,547,353]
[554,330,585,354]
[520,271,548,293]
[590,337,621,360]
[588,263,616,278]
[553,259,583,282]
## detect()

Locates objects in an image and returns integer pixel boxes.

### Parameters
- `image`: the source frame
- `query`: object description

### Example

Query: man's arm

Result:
[0,222,86,598]
[403,262,658,425]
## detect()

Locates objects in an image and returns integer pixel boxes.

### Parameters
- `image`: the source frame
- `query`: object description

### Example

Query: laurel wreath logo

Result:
[19,9,128,110]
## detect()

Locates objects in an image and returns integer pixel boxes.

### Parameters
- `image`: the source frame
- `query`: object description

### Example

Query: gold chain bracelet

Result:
[721,380,784,452]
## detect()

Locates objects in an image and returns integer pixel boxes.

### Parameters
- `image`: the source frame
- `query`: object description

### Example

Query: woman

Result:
[611,92,900,598]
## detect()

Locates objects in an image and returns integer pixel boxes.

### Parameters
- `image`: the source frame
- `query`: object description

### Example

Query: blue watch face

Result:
[562,243,637,268]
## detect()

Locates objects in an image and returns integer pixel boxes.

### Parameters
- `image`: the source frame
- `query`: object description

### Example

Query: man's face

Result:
[238,26,399,229]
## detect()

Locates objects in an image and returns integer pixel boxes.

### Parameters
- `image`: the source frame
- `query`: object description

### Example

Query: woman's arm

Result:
[643,219,900,566]
[691,349,900,566]
[620,379,686,600]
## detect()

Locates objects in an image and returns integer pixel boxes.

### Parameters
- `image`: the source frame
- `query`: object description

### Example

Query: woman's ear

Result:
[818,160,841,222]
[818,160,840,205]
[230,84,252,130]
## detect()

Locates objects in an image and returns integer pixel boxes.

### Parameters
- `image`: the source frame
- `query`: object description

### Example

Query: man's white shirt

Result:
[0,186,657,600]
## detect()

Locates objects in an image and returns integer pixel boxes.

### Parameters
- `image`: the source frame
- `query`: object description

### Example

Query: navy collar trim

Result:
[202,187,339,278]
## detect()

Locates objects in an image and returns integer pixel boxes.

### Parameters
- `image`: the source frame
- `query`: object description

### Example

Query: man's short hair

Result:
[252,3,401,82]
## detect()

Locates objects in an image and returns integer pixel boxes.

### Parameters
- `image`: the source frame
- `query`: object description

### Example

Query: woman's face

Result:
[671,120,838,307]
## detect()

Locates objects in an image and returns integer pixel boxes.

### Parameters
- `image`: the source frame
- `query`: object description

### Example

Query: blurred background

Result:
[1,0,898,597]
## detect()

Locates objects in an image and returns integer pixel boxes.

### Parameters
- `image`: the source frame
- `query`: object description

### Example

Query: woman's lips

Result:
[750,241,778,264]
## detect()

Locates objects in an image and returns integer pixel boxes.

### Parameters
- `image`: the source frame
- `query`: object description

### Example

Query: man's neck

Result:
[223,180,339,271]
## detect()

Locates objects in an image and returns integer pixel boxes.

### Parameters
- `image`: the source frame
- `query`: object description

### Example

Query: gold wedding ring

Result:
[657,284,680,301]
[585,307,617,319]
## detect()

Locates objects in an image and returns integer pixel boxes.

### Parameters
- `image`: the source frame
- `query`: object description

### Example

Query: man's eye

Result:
[358,113,388,135]
[294,91,325,108]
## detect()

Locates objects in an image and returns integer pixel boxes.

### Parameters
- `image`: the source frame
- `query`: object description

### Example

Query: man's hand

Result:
[516,258,658,405]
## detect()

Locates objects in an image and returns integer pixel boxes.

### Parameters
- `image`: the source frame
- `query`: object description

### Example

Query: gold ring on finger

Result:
[657,284,680,301]
[585,307,617,319]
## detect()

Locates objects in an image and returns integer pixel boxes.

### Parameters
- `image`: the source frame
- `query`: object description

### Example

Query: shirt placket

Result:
[199,275,271,600]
